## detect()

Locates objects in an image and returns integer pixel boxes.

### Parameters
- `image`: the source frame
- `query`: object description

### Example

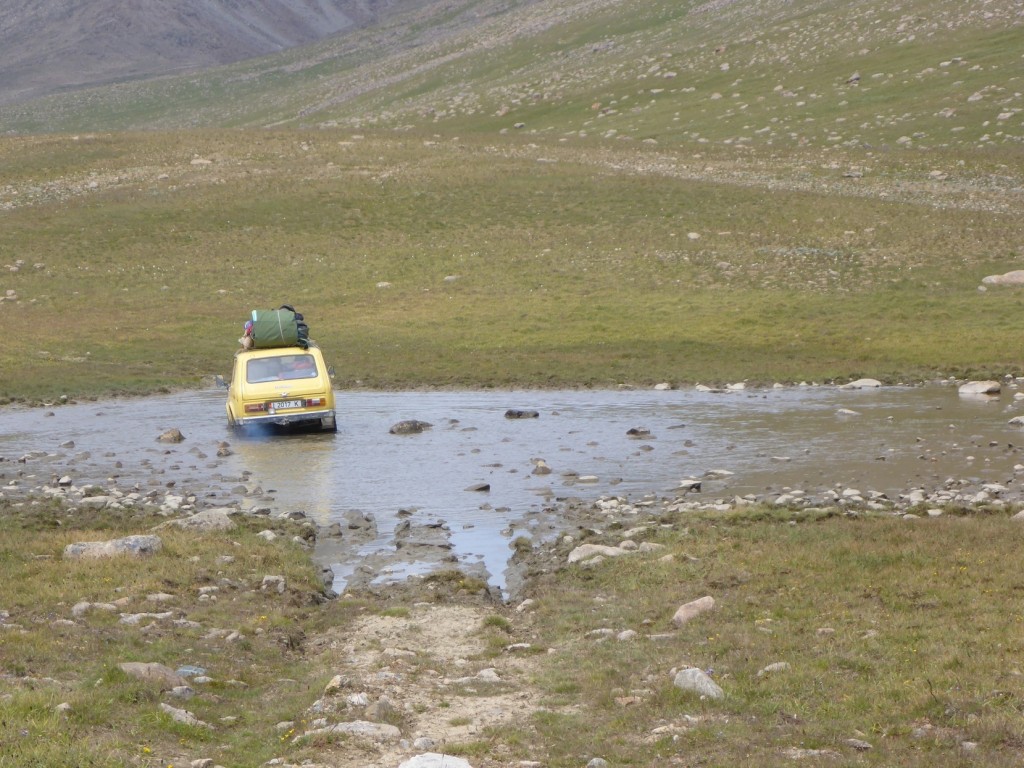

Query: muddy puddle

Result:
[2,383,1023,592]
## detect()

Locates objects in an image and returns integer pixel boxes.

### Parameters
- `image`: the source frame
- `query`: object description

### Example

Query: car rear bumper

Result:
[233,409,335,427]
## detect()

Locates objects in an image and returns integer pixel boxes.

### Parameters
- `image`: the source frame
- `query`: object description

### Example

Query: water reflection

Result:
[231,430,339,525]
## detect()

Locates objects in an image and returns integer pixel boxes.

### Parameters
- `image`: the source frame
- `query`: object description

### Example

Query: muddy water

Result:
[2,384,1023,591]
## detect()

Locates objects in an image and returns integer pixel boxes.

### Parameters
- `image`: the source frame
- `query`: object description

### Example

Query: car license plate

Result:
[271,399,303,411]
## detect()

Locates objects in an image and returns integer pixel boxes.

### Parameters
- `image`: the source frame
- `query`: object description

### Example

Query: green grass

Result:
[0,0,1020,401]
[1,131,1021,401]
[0,500,356,768]
[5,489,1024,766]
[502,509,1024,767]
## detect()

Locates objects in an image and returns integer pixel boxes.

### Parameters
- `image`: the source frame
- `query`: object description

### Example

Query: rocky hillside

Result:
[0,0,415,105]
[1,0,1020,154]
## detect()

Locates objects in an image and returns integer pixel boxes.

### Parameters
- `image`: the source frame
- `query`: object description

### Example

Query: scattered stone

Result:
[981,271,1024,286]
[72,601,118,618]
[505,409,540,419]
[118,662,188,690]
[567,543,628,564]
[157,508,236,531]
[757,662,790,677]
[261,575,286,593]
[958,380,1000,395]
[64,535,162,560]
[672,596,715,627]
[120,611,174,625]
[365,696,397,721]
[389,420,433,435]
[841,378,882,389]
[782,747,841,759]
[297,720,401,744]
[159,702,212,729]
[515,598,537,613]
[399,755,474,768]
[673,667,724,699]
[157,428,185,443]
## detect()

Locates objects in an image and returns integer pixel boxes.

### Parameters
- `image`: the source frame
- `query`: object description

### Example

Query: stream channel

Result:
[2,384,1023,593]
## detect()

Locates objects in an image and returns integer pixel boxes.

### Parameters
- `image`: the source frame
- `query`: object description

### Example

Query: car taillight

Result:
[244,403,267,413]
[306,398,324,406]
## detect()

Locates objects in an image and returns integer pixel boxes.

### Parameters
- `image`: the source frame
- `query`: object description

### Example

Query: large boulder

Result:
[64,535,162,560]
[981,270,1024,286]
[958,380,1001,396]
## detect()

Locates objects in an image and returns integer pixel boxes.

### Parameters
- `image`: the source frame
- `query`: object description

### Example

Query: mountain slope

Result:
[0,0,1021,155]
[0,0,407,105]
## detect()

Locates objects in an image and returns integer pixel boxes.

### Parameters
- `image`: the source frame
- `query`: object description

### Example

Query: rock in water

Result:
[389,420,433,435]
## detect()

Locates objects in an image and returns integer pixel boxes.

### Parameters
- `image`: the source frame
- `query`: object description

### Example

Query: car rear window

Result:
[246,354,318,383]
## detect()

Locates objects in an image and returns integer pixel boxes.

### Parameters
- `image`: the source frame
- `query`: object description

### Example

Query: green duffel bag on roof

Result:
[249,308,300,348]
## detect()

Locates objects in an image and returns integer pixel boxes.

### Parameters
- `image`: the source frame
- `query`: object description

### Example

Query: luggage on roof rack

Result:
[246,306,309,349]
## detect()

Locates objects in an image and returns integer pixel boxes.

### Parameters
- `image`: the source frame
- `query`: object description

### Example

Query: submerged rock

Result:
[505,409,540,419]
[389,420,433,435]
[157,428,185,443]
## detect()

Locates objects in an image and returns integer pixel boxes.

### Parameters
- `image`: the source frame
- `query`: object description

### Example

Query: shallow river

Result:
[2,384,1023,591]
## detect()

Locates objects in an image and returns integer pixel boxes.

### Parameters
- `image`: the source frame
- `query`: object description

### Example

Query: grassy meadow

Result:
[502,508,1024,768]
[1,0,1022,401]
[0,501,346,768]
[1,0,1023,766]
[1,131,1022,403]
[4,499,1024,767]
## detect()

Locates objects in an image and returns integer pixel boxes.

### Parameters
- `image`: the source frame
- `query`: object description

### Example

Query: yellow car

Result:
[226,344,336,432]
